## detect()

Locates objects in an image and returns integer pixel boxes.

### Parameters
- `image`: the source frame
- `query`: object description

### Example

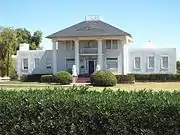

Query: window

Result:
[105,40,111,49]
[66,58,75,70]
[66,40,74,50]
[161,56,168,69]
[46,58,52,69]
[34,58,40,68]
[148,56,155,69]
[112,40,118,49]
[134,57,141,69]
[23,58,28,70]
[106,58,118,69]
[105,40,118,49]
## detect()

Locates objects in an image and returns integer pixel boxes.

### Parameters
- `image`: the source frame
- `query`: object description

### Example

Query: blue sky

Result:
[1,0,180,59]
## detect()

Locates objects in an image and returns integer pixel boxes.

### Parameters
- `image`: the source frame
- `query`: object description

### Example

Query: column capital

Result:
[52,39,58,42]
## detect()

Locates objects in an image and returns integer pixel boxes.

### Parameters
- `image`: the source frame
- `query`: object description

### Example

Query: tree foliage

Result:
[31,30,42,49]
[15,28,43,51]
[176,61,180,70]
[0,28,17,76]
[16,28,31,44]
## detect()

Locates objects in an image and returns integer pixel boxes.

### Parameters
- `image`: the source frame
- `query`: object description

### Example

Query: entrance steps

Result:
[76,74,90,83]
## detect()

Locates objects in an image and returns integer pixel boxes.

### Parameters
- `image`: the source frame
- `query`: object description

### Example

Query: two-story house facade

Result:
[16,17,176,76]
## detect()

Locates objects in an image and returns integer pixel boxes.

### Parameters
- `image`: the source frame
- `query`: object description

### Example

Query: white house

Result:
[16,16,176,77]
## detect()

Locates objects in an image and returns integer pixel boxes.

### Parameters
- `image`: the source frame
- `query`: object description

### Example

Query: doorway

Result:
[89,61,95,74]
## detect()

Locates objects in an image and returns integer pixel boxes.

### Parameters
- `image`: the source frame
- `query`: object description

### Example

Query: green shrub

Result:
[9,68,18,80]
[54,71,72,84]
[66,68,72,75]
[20,74,47,82]
[41,75,54,83]
[90,70,117,86]
[116,74,135,83]
[132,74,180,82]
[0,88,180,134]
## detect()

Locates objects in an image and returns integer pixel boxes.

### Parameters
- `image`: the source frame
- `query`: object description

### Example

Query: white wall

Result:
[57,41,75,71]
[128,48,176,74]
[103,40,123,74]
[16,42,176,76]
[16,50,53,76]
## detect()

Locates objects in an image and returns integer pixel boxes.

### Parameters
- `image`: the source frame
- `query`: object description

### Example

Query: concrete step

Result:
[76,77,90,83]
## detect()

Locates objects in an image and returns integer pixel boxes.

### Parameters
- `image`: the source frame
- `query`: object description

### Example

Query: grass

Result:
[0,81,180,92]
[90,82,180,92]
[0,81,40,84]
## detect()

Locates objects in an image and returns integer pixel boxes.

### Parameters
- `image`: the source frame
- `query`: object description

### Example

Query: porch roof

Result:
[46,20,132,39]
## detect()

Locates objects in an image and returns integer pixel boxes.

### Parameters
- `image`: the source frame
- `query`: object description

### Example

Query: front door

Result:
[89,61,95,74]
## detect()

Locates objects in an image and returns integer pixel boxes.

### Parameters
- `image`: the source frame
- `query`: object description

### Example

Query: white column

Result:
[75,40,79,75]
[98,39,103,70]
[122,42,129,75]
[118,40,121,74]
[52,40,57,74]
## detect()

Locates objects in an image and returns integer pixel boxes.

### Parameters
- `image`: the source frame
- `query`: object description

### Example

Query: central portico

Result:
[47,16,133,75]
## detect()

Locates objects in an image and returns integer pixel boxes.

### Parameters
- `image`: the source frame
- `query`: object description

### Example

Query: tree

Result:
[177,61,180,70]
[0,28,17,76]
[15,29,43,51]
[16,28,31,44]
[31,30,42,48]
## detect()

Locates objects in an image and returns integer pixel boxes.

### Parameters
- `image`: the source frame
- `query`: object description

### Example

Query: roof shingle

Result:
[46,20,131,38]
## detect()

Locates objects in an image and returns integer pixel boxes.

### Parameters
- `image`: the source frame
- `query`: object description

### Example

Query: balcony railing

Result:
[80,48,98,54]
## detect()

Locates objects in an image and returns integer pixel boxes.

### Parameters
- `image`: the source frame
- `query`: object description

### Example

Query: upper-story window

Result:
[148,56,155,69]
[22,58,28,70]
[134,57,141,69]
[34,58,40,68]
[66,40,74,50]
[161,56,168,69]
[46,58,52,69]
[105,40,118,49]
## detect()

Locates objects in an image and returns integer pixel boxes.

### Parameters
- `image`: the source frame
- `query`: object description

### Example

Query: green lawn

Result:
[0,81,180,91]
[0,81,40,84]
[90,82,180,92]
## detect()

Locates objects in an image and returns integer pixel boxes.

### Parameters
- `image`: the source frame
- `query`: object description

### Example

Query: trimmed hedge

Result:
[41,75,54,83]
[115,74,180,83]
[20,74,46,82]
[90,70,117,86]
[54,71,72,84]
[116,74,135,83]
[133,74,180,82]
[0,88,180,134]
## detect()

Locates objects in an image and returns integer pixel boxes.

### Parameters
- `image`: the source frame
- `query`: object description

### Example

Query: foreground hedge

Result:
[0,87,180,134]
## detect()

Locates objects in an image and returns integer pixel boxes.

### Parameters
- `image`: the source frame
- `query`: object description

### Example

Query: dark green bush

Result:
[0,88,180,135]
[20,74,48,82]
[116,74,135,83]
[41,75,54,83]
[54,71,72,84]
[66,68,72,75]
[90,70,117,86]
[9,68,18,80]
[132,74,180,82]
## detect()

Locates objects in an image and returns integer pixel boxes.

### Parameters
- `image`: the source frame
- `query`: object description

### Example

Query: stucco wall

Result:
[16,50,53,76]
[16,43,176,76]
[128,48,176,74]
